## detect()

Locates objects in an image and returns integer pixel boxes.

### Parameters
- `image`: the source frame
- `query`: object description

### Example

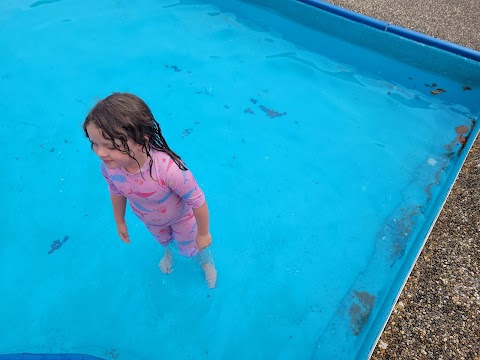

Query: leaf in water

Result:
[430,88,445,95]
[455,125,469,135]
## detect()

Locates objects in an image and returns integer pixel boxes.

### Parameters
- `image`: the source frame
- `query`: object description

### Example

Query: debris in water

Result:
[48,235,69,254]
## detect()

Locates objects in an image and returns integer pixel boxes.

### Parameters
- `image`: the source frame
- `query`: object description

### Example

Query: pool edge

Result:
[363,124,480,360]
[293,1,480,357]
[298,0,480,62]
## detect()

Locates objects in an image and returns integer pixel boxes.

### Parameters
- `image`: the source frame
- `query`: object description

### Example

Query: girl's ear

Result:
[140,136,149,152]
[143,136,149,148]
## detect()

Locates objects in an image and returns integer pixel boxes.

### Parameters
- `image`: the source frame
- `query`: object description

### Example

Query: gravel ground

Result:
[323,1,480,359]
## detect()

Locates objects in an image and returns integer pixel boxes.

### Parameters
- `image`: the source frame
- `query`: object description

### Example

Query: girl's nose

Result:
[96,146,107,158]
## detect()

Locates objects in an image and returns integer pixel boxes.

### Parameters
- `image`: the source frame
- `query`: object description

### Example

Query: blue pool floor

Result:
[0,0,479,359]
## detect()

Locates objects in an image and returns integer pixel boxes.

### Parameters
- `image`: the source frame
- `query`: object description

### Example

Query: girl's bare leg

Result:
[197,249,217,288]
[158,247,173,274]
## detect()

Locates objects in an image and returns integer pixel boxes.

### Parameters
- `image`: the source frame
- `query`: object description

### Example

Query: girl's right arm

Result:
[110,193,130,243]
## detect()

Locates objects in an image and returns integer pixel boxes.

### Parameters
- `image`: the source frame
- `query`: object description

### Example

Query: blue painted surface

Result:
[298,0,480,62]
[385,24,480,60]
[0,0,479,359]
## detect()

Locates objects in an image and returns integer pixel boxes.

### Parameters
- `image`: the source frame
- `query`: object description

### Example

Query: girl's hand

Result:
[116,222,130,243]
[196,233,212,250]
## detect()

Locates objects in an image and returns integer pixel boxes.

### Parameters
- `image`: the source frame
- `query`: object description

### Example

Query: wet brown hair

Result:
[83,93,187,177]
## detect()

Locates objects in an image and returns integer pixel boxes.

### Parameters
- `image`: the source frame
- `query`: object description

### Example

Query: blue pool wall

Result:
[215,0,480,91]
[363,128,480,360]
[294,1,480,358]
[308,126,479,360]
[299,0,480,62]
[210,0,480,358]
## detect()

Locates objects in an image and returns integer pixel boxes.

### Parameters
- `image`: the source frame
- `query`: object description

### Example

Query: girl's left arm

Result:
[193,200,212,249]
[161,156,211,249]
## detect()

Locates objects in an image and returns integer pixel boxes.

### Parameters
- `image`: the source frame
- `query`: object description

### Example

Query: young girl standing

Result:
[83,93,217,288]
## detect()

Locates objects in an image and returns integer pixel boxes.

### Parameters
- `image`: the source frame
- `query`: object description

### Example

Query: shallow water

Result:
[0,0,479,359]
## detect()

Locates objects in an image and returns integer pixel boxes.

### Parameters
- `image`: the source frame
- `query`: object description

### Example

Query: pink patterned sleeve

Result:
[100,162,122,196]
[163,157,205,208]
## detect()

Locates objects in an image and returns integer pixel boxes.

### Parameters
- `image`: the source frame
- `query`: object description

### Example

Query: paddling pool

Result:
[0,0,479,359]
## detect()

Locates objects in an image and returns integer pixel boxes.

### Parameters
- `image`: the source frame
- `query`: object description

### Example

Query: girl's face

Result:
[86,123,146,172]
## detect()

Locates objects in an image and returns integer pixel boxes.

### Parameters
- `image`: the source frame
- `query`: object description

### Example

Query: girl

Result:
[83,93,217,288]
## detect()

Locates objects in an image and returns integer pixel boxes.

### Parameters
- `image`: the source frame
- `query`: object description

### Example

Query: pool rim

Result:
[294,0,480,357]
[298,0,480,62]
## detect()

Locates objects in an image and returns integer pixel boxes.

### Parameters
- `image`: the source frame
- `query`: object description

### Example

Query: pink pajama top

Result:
[100,150,205,227]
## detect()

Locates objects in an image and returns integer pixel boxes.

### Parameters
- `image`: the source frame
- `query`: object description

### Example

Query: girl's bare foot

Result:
[202,262,217,288]
[158,248,173,274]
